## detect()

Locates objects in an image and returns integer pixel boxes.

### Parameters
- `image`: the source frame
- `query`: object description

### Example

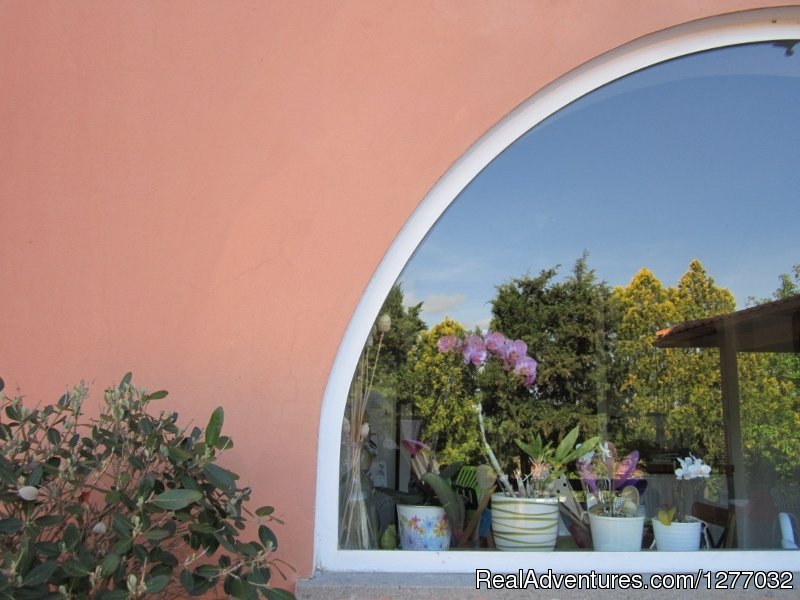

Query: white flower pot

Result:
[588,512,645,551]
[652,519,702,551]
[396,504,451,551]
[491,494,560,551]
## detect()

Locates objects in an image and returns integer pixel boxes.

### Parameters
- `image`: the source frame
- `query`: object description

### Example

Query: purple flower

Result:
[462,334,487,366]
[484,331,507,354]
[614,450,640,490]
[501,339,528,369]
[513,355,538,386]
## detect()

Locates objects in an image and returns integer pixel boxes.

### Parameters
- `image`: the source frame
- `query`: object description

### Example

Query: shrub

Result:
[0,373,294,600]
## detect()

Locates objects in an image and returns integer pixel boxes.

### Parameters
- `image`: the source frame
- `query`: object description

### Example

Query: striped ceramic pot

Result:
[491,494,560,551]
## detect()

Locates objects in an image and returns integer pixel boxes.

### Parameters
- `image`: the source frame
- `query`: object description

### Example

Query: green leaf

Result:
[100,553,121,577]
[420,472,465,530]
[63,523,81,550]
[21,560,58,587]
[152,489,203,510]
[255,506,275,517]
[145,574,170,594]
[144,528,172,541]
[657,507,676,525]
[230,577,257,600]
[167,446,193,462]
[0,517,23,534]
[119,372,133,389]
[61,559,93,577]
[258,525,277,549]
[189,522,218,535]
[147,390,168,400]
[215,435,233,450]
[33,515,61,528]
[203,463,237,491]
[205,407,224,448]
[554,426,580,462]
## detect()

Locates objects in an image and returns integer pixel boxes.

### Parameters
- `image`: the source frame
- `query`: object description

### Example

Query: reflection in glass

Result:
[338,42,800,551]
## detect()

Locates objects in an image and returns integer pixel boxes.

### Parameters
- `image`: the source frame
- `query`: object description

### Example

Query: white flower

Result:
[599,442,612,460]
[675,454,712,480]
[17,486,39,501]
[92,522,107,534]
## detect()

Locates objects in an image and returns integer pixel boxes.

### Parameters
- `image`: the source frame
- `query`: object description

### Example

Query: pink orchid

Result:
[462,334,487,366]
[513,355,538,386]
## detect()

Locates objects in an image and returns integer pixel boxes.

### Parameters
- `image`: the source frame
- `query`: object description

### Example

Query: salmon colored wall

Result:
[1,1,792,590]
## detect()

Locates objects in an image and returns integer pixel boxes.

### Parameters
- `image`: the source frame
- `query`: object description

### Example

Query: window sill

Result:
[296,571,799,599]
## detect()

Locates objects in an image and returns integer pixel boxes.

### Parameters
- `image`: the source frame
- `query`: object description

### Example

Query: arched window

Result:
[319,8,800,574]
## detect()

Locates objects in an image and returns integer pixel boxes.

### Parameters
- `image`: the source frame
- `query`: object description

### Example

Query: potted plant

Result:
[438,331,598,551]
[0,374,294,599]
[380,440,466,551]
[577,441,645,551]
[652,453,712,551]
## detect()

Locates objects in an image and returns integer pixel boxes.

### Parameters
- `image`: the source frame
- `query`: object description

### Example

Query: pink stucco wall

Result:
[2,1,793,590]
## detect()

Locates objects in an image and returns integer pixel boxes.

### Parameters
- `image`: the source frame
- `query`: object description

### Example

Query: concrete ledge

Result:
[296,572,799,600]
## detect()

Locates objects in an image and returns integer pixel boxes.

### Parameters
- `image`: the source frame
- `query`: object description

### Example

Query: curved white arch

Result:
[316,7,800,573]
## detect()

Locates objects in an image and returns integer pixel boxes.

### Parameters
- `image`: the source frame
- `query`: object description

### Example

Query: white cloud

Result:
[422,293,465,314]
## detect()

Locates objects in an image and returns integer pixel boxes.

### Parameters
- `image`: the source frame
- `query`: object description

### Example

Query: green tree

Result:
[666,261,734,464]
[372,283,427,392]
[485,254,617,469]
[612,267,677,450]
[397,318,482,465]
[740,265,800,480]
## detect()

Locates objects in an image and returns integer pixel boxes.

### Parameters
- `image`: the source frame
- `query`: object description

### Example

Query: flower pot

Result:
[491,494,560,551]
[588,513,645,551]
[396,504,451,551]
[652,519,702,551]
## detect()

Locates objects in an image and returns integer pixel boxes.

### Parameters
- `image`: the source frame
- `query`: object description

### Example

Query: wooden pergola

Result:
[654,294,800,545]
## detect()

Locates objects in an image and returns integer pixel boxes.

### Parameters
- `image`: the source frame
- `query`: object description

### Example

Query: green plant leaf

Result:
[147,390,168,400]
[205,407,224,448]
[63,523,81,550]
[167,446,193,462]
[21,560,58,587]
[255,506,275,517]
[119,372,133,389]
[61,559,93,578]
[421,472,465,530]
[230,577,257,600]
[554,426,580,462]
[203,463,237,491]
[0,517,23,534]
[145,574,170,594]
[100,553,121,577]
[258,525,278,550]
[152,489,203,510]
[657,507,676,525]
[144,528,172,541]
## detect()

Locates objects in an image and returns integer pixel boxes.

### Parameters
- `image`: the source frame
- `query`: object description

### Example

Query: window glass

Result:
[339,42,800,553]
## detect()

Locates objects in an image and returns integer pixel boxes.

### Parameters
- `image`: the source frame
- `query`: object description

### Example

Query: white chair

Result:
[778,512,798,549]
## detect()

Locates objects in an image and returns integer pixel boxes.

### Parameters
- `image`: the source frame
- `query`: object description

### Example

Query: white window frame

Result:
[316,6,800,574]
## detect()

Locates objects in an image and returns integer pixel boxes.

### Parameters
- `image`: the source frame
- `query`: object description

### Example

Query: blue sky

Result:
[397,42,800,330]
